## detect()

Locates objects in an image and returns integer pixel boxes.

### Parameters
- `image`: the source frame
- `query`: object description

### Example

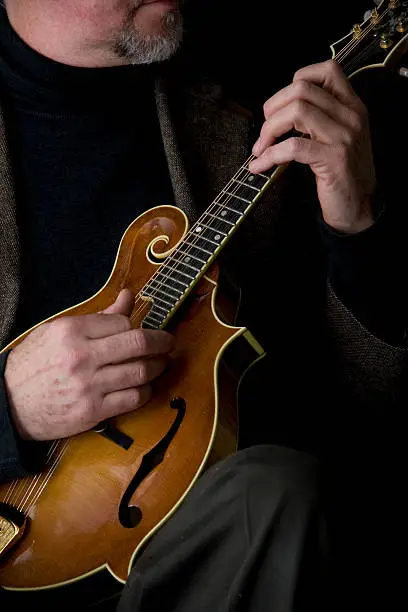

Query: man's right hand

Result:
[4,289,174,441]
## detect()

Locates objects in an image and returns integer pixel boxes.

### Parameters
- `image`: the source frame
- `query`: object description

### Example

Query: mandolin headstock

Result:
[331,0,408,77]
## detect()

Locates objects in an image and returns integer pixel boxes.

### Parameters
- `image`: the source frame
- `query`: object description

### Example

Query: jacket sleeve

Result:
[0,351,48,484]
[319,189,408,347]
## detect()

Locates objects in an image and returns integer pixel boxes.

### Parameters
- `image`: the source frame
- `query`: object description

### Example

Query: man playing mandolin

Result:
[1,0,407,610]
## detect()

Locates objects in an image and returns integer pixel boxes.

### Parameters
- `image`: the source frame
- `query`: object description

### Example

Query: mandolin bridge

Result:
[0,503,26,558]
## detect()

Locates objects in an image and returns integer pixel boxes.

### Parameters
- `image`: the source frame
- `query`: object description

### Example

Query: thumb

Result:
[103,288,135,316]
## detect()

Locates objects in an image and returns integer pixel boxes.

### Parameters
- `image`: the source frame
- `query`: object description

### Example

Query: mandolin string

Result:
[22,442,71,513]
[3,441,59,506]
[4,9,391,513]
[19,441,70,513]
[16,441,61,510]
[3,441,59,504]
[335,5,391,65]
[3,440,61,509]
[342,37,385,75]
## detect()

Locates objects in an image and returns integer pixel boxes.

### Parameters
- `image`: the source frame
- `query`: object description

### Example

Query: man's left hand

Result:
[249,60,376,234]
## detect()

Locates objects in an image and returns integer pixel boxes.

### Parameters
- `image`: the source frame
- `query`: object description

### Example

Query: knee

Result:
[210,444,321,510]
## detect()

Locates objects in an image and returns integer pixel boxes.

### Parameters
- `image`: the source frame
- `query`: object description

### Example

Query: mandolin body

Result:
[0,205,264,591]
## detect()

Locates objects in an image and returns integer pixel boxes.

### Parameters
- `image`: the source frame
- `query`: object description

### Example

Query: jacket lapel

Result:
[154,77,197,222]
[0,102,20,349]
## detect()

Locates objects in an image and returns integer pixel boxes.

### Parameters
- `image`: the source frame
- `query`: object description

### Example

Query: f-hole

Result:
[119,397,186,528]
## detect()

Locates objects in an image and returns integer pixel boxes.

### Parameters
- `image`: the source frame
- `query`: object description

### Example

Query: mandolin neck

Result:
[141,158,285,330]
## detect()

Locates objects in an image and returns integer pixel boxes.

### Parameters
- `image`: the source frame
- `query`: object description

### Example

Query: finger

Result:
[92,328,175,366]
[293,60,359,107]
[262,80,353,129]
[96,357,168,394]
[102,289,135,316]
[254,101,346,156]
[99,384,152,419]
[249,137,329,173]
[80,312,132,339]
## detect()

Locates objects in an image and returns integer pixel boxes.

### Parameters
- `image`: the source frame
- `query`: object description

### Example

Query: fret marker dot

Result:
[248,176,254,182]
[215,234,221,241]
[196,226,202,233]
[184,256,191,263]
[221,210,227,216]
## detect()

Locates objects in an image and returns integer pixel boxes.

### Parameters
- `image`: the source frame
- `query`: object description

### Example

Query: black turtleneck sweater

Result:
[0,11,174,336]
[0,7,174,479]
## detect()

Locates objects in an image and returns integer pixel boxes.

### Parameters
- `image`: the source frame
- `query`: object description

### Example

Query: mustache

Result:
[128,0,182,17]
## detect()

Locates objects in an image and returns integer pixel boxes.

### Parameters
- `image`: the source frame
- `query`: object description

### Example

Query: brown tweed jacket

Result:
[0,75,407,409]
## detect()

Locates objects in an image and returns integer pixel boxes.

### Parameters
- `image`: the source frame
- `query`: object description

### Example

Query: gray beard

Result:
[114,10,183,65]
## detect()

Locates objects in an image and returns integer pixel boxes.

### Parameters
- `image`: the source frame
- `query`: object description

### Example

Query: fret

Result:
[165,266,195,281]
[221,190,252,204]
[155,271,189,289]
[241,172,270,190]
[146,311,163,324]
[184,239,213,256]
[187,230,220,251]
[151,302,169,315]
[232,178,260,192]
[142,286,176,306]
[171,250,203,271]
[211,203,242,225]
[201,214,233,236]
[217,192,247,214]
[142,319,157,329]
[150,294,175,308]
[147,278,182,298]
[177,246,207,265]
[190,229,220,247]
[199,222,227,237]
[215,202,245,215]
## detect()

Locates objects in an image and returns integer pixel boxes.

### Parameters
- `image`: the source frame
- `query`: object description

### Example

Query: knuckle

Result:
[64,346,90,375]
[263,99,270,117]
[115,313,132,332]
[129,329,148,355]
[288,137,302,156]
[341,129,354,148]
[72,374,92,398]
[293,99,307,120]
[75,396,98,428]
[325,59,339,77]
[334,143,349,165]
[125,388,142,409]
[53,317,78,338]
[348,109,363,134]
[293,79,309,99]
[135,361,149,383]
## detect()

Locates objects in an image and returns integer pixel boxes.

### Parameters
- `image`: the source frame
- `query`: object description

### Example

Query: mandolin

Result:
[1,0,407,596]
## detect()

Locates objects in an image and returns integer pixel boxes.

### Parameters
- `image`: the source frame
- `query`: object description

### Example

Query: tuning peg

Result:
[353,24,362,39]
[380,31,394,48]
[371,7,379,22]
[396,16,408,32]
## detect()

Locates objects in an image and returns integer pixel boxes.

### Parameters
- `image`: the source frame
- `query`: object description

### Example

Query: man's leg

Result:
[118,445,328,612]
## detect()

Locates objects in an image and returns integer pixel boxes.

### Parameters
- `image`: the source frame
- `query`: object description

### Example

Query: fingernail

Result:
[252,138,260,154]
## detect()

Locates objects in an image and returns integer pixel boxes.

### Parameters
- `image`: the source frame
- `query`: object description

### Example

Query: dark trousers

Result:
[118,445,328,612]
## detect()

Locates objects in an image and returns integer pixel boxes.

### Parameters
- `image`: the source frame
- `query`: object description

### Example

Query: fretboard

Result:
[141,157,283,329]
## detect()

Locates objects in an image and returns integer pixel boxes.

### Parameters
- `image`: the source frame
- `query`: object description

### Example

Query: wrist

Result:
[323,196,375,235]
